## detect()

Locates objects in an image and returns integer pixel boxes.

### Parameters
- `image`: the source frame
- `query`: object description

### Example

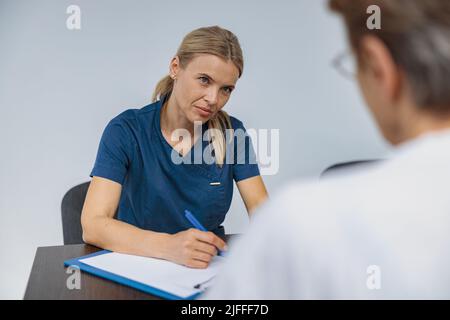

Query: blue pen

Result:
[184,209,225,256]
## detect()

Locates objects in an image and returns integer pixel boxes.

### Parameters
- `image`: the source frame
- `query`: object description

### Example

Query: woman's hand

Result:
[163,228,228,268]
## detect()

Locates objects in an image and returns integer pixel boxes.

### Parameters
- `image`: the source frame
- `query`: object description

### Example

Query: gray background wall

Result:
[0,0,390,299]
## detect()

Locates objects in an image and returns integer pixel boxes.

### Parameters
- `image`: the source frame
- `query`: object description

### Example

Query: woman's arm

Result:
[81,176,227,268]
[236,175,268,217]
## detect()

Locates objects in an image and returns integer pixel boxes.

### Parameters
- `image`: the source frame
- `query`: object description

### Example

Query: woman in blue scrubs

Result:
[81,26,268,268]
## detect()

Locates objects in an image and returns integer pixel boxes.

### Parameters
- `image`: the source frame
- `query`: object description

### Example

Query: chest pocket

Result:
[186,163,233,230]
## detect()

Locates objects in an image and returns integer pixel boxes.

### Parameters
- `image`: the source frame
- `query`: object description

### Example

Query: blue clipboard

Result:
[64,250,203,300]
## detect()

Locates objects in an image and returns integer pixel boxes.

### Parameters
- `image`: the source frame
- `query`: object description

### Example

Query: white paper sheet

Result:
[79,252,225,298]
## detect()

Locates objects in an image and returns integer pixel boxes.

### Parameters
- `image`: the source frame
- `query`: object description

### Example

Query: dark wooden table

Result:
[24,235,234,300]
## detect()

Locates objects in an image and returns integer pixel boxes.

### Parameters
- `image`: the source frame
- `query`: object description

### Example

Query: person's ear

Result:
[169,56,180,79]
[359,35,403,104]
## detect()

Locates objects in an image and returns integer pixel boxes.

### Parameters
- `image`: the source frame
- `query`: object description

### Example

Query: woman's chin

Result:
[189,113,210,124]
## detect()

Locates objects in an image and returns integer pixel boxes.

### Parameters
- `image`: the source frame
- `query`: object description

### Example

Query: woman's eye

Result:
[199,77,209,84]
[223,87,233,95]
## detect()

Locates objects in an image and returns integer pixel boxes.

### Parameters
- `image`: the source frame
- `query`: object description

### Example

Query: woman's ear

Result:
[359,35,403,103]
[169,56,180,79]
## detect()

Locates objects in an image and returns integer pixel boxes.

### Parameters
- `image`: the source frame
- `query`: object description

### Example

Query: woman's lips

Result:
[194,106,213,117]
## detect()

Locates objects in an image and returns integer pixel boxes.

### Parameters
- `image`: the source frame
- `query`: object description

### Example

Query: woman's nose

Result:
[204,88,219,106]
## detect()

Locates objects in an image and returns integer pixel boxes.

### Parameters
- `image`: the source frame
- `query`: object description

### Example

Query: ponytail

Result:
[152,75,174,102]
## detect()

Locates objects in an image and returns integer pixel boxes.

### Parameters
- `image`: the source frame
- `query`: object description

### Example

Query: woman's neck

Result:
[160,95,205,149]
[161,95,194,137]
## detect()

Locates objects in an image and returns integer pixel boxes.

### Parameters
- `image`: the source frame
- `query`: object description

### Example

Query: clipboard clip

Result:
[193,277,215,290]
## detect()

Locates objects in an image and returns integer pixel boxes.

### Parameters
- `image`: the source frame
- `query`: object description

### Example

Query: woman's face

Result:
[170,54,240,124]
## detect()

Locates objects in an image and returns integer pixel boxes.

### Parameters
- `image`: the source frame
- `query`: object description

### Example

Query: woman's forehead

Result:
[184,54,239,84]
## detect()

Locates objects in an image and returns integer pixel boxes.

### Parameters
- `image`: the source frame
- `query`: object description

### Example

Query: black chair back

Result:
[321,160,381,179]
[61,182,90,244]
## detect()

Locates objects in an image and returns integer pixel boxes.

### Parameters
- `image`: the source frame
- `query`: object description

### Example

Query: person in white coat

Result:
[203,0,450,299]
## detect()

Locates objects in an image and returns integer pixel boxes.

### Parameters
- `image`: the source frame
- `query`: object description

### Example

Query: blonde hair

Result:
[152,26,244,166]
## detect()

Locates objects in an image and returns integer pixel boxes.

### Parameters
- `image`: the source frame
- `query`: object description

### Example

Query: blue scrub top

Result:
[90,96,260,237]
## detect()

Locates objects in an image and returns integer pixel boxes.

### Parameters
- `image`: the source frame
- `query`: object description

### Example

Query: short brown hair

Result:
[329,0,450,111]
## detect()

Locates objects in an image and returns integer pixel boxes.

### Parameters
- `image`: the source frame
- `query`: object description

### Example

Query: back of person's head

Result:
[329,0,450,112]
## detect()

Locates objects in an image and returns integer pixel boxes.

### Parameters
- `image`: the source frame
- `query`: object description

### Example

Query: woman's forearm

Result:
[82,216,170,259]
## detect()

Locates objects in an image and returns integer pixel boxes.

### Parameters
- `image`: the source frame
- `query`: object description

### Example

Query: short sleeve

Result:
[230,118,260,182]
[90,118,135,185]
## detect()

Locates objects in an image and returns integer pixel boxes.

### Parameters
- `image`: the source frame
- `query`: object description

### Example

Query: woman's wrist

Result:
[145,231,172,260]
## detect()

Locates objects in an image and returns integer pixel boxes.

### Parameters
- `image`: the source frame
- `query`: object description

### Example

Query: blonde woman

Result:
[81,26,268,269]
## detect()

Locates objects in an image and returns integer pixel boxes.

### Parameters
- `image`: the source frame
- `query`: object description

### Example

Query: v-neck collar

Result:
[154,96,209,163]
